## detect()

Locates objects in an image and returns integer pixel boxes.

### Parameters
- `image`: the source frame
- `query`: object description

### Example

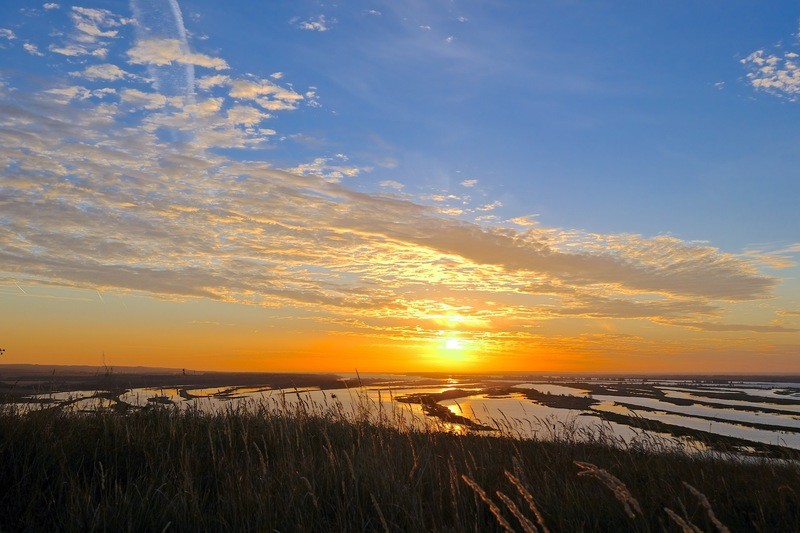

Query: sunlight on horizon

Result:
[430,332,476,370]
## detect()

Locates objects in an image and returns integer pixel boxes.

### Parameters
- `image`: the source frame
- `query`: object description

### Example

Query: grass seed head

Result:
[574,461,642,520]
[461,474,515,533]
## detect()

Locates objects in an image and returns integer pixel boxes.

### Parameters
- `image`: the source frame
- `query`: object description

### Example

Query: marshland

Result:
[2,366,799,531]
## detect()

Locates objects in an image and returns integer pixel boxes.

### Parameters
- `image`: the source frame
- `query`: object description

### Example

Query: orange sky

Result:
[2,282,798,373]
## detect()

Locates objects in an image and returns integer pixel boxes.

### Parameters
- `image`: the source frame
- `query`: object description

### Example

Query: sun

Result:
[431,333,474,369]
[444,337,463,350]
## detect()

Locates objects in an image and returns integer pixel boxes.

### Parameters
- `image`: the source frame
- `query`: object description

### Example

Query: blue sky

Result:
[0,1,798,371]
[2,1,798,247]
[172,0,800,248]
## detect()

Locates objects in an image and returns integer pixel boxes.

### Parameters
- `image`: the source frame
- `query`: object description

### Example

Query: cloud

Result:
[460,179,477,187]
[70,7,129,46]
[323,210,775,301]
[49,43,107,58]
[545,294,720,321]
[303,88,321,108]
[509,215,539,227]
[284,156,369,182]
[43,3,60,9]
[46,6,131,59]
[662,320,798,333]
[227,77,304,111]
[741,243,799,269]
[229,78,300,100]
[257,98,299,111]
[120,88,168,109]
[295,15,332,32]
[476,200,502,212]
[127,38,229,70]
[72,12,119,39]
[71,7,132,30]
[70,63,129,81]
[143,92,277,148]
[196,74,230,90]
[44,85,92,102]
[0,29,16,40]
[379,180,405,190]
[421,194,460,203]
[226,105,270,126]
[23,43,44,56]
[741,49,800,100]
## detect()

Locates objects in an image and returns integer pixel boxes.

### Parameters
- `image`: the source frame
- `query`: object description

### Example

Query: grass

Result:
[1,397,799,532]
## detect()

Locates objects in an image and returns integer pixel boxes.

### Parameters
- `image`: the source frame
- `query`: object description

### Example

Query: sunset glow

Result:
[0,1,798,373]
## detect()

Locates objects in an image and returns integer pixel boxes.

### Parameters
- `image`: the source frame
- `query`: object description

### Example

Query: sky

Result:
[0,0,799,373]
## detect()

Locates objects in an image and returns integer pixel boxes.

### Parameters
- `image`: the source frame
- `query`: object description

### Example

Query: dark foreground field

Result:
[1,402,798,532]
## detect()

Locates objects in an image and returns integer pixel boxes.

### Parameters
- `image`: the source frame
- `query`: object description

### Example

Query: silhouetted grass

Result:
[1,399,798,532]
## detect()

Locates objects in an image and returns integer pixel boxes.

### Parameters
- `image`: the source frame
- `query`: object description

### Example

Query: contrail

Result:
[14,282,28,295]
[97,290,105,304]
[129,0,195,101]
[167,0,189,51]
[165,0,195,97]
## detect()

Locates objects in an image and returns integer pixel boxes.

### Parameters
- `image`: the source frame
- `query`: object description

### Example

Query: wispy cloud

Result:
[46,6,132,59]
[661,320,798,333]
[294,15,333,32]
[71,6,125,39]
[70,63,129,81]
[379,180,405,190]
[283,155,369,183]
[23,43,44,56]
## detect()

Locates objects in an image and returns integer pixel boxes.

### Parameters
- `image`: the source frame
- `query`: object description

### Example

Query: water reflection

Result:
[10,376,800,454]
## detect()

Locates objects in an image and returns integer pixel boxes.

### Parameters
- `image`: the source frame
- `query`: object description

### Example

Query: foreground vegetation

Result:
[1,400,798,532]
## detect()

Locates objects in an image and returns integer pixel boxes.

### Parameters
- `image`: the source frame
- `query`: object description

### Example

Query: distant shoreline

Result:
[1,363,799,382]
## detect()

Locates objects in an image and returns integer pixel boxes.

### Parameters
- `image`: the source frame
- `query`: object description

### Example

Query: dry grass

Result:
[0,399,798,532]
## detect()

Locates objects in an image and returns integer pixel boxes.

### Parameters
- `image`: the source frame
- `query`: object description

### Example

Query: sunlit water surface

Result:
[13,376,800,454]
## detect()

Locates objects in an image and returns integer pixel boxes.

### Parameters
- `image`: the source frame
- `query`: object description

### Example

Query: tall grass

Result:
[0,398,798,532]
